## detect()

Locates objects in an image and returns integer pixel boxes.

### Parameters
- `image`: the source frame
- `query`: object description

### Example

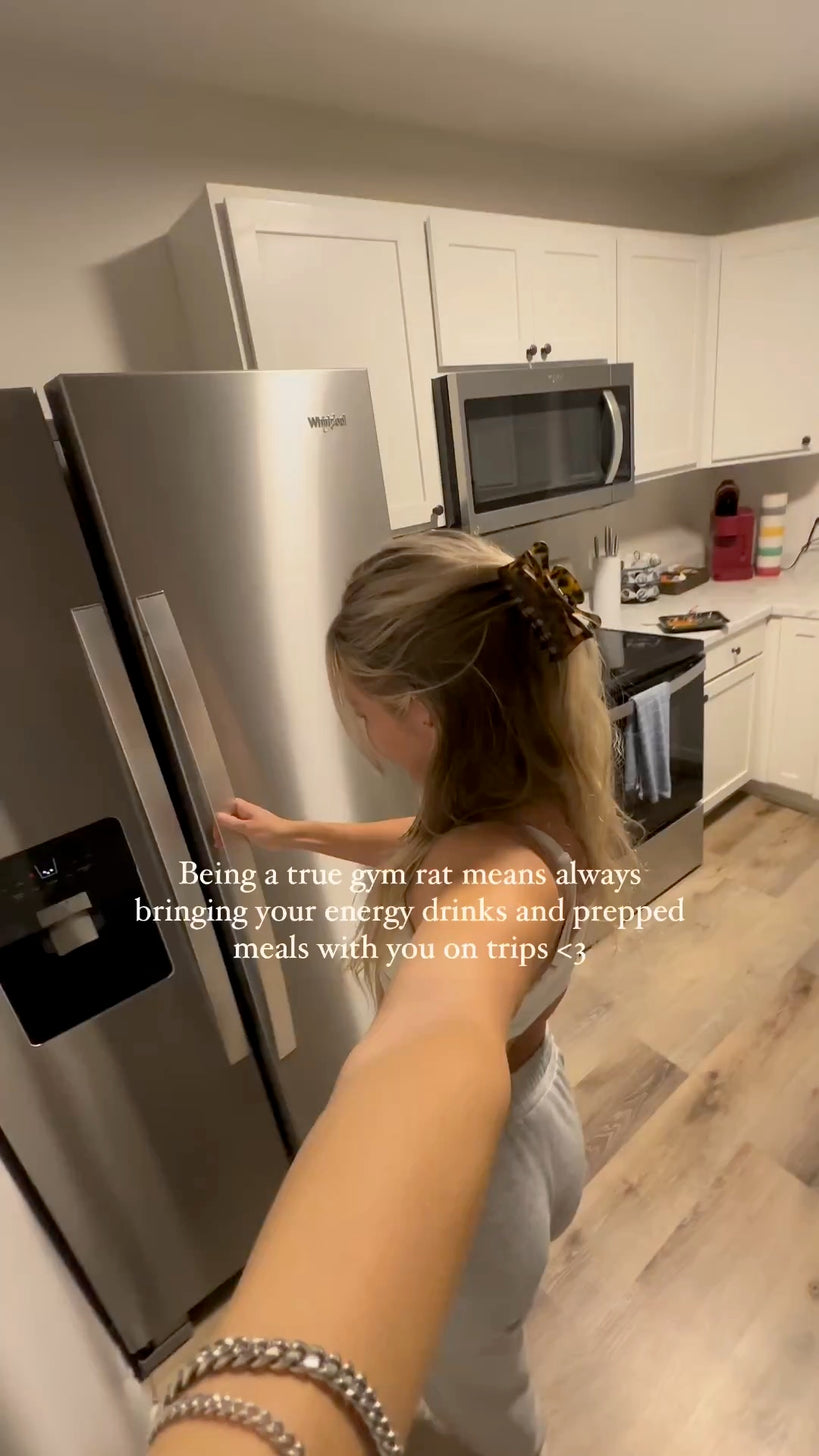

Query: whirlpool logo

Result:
[307,413,348,432]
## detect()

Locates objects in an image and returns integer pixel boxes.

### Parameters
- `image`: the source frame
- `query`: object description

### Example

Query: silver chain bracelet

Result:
[150,1392,304,1453]
[162,1336,403,1456]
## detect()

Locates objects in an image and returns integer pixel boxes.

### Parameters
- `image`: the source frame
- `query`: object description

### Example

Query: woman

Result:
[217,532,632,1456]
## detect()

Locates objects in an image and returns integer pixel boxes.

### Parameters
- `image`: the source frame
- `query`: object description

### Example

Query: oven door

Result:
[611,658,705,840]
[438,362,634,533]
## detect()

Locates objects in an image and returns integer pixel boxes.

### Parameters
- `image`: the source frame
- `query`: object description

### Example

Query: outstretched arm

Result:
[152,825,558,1456]
[216,798,414,866]
[151,911,512,1456]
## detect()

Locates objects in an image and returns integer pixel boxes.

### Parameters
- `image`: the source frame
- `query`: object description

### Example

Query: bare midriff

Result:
[506,992,565,1072]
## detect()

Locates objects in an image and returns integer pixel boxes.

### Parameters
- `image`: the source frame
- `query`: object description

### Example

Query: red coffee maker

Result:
[710,480,755,581]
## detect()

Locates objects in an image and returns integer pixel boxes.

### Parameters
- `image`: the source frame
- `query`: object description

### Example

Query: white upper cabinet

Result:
[527,222,616,364]
[617,232,710,477]
[168,185,819,512]
[426,210,616,368]
[221,195,442,531]
[711,220,819,463]
[426,211,530,367]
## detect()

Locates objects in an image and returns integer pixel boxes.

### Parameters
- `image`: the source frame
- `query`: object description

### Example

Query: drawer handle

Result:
[731,645,741,655]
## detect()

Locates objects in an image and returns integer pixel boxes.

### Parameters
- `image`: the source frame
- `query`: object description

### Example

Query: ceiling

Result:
[3,0,819,175]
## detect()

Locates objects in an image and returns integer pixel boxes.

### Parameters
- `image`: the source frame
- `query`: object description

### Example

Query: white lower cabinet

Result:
[703,658,758,812]
[764,618,819,795]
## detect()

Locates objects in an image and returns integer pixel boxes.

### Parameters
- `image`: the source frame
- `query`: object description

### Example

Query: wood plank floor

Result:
[150,793,819,1454]
[410,793,819,1456]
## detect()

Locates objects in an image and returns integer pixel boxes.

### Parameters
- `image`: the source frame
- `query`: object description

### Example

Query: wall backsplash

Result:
[490,456,819,592]
[714,456,819,561]
[490,470,717,590]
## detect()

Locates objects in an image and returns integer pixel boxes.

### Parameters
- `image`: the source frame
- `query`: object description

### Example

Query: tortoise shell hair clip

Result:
[498,542,601,661]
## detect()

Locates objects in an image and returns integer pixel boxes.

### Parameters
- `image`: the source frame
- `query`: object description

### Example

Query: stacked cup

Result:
[755,493,788,577]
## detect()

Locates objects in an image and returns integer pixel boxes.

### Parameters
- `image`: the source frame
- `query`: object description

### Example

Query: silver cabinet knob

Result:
[540,343,552,360]
[526,344,537,362]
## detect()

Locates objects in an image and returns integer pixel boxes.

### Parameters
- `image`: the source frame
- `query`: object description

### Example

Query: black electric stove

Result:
[597,627,704,706]
[596,626,705,901]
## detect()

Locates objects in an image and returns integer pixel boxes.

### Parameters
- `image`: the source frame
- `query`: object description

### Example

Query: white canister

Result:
[756,492,788,577]
[591,556,622,628]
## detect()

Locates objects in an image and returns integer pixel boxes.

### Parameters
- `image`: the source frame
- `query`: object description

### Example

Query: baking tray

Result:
[658,611,730,634]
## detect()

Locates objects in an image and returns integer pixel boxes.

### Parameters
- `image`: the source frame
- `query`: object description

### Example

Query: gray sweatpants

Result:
[424,1033,586,1456]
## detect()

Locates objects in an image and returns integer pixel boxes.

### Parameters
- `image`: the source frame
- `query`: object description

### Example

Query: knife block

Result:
[591,557,622,627]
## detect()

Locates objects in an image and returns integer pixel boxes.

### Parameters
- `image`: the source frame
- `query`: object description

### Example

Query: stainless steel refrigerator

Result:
[0,372,411,1374]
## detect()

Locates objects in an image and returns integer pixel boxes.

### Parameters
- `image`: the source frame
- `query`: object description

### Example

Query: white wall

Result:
[0,1151,150,1456]
[724,146,819,230]
[0,49,723,391]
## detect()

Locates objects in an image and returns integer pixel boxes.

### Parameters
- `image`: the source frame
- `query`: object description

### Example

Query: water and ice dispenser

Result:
[0,818,171,1044]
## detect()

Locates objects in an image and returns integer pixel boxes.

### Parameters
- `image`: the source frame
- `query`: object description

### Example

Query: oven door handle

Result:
[602,389,625,486]
[608,657,705,722]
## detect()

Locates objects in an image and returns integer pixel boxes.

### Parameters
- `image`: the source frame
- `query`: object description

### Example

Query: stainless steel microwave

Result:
[432,361,635,534]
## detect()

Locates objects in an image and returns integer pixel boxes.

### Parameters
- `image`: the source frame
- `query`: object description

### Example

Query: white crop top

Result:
[378,825,578,1038]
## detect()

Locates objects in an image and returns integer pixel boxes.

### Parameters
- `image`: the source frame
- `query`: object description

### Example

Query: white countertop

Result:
[616,552,819,645]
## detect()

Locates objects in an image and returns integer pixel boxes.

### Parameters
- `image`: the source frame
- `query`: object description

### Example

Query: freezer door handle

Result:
[72,603,250,1065]
[136,591,296,1059]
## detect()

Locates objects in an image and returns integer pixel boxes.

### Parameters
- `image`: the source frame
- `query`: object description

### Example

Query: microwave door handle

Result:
[136,591,297,1060]
[602,389,624,486]
[72,604,250,1066]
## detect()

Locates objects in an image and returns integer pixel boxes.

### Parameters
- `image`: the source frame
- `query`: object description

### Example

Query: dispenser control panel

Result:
[0,818,172,1044]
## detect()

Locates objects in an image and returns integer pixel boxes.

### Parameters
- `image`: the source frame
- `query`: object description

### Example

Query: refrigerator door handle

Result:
[136,591,296,1060]
[72,604,250,1066]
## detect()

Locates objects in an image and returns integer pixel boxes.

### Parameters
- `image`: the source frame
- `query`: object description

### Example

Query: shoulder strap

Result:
[518,824,577,948]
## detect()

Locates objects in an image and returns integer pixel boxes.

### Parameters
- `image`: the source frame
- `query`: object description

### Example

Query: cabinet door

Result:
[225,197,441,531]
[703,660,757,812]
[617,232,709,477]
[426,211,531,367]
[766,619,819,794]
[527,222,617,365]
[712,221,819,463]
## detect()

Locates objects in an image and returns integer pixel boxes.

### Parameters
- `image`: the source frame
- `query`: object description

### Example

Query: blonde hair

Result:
[326,529,634,1000]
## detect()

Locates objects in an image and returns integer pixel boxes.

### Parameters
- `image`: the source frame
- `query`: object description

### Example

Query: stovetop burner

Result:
[596,627,703,700]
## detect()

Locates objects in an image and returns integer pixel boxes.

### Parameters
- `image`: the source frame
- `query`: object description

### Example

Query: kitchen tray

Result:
[658,611,729,634]
[658,567,710,594]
